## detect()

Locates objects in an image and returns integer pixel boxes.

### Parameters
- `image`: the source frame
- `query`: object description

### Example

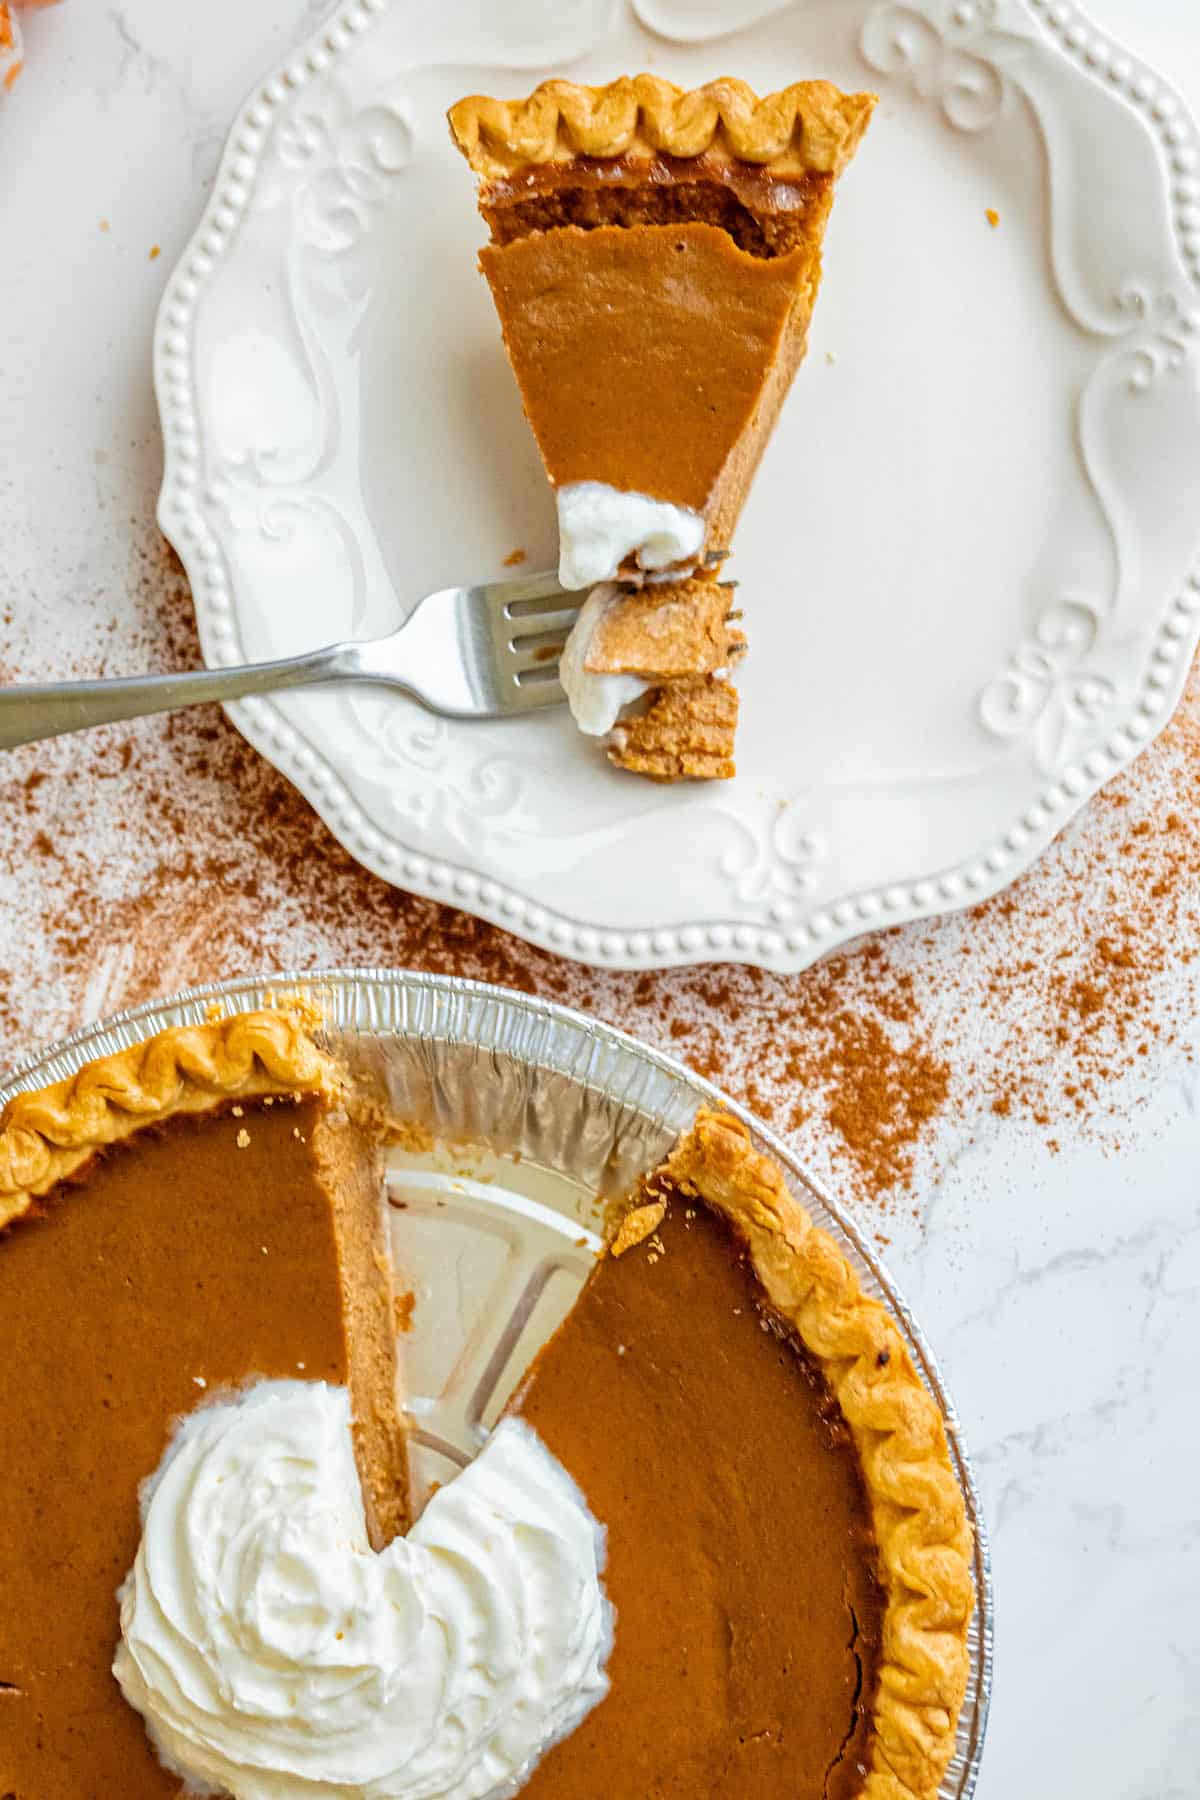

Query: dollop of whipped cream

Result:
[559,584,649,736]
[556,481,705,590]
[114,1381,612,1800]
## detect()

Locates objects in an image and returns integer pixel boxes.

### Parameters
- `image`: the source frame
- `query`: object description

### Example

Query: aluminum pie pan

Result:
[0,967,993,1797]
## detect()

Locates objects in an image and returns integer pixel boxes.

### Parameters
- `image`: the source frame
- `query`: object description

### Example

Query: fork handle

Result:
[0,644,357,751]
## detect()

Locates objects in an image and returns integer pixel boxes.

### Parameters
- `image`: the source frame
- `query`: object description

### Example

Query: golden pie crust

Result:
[449,74,875,181]
[657,1109,974,1800]
[0,1002,337,1227]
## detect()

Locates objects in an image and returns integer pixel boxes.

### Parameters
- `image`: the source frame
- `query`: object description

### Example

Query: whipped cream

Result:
[115,1381,613,1800]
[556,481,705,590]
[559,584,649,736]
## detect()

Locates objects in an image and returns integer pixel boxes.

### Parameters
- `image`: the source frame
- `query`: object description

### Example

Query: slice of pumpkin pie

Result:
[449,74,873,776]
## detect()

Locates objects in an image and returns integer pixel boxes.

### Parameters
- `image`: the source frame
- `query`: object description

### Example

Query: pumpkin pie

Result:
[449,75,875,777]
[0,1011,972,1798]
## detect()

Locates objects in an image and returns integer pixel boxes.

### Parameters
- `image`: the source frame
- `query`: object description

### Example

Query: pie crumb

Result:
[585,578,744,682]
[986,208,1000,228]
[236,1128,251,1148]
[231,1105,244,1117]
[611,1199,668,1257]
[502,547,527,566]
[608,677,738,781]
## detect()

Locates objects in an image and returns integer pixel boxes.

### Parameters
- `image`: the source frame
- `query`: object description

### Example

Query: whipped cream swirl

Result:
[556,480,705,589]
[114,1381,612,1800]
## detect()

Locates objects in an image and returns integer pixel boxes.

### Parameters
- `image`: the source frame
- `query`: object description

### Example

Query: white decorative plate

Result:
[155,0,1200,972]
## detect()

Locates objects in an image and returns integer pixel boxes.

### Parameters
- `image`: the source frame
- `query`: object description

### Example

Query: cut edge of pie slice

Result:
[660,1108,974,1800]
[449,75,875,779]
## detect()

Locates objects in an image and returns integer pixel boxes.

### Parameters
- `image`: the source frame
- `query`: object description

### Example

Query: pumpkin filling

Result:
[508,1194,884,1800]
[0,1095,406,1800]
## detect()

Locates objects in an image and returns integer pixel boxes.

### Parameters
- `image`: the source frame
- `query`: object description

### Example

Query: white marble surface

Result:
[2,4,1199,1796]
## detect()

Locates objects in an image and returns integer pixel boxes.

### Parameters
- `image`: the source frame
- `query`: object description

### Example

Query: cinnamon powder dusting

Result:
[1,531,1198,1218]
[789,996,951,1196]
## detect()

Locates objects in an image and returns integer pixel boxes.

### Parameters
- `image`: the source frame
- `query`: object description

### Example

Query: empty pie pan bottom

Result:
[0,967,993,1797]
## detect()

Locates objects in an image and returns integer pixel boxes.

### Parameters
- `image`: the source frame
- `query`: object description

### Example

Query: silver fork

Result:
[0,571,579,751]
